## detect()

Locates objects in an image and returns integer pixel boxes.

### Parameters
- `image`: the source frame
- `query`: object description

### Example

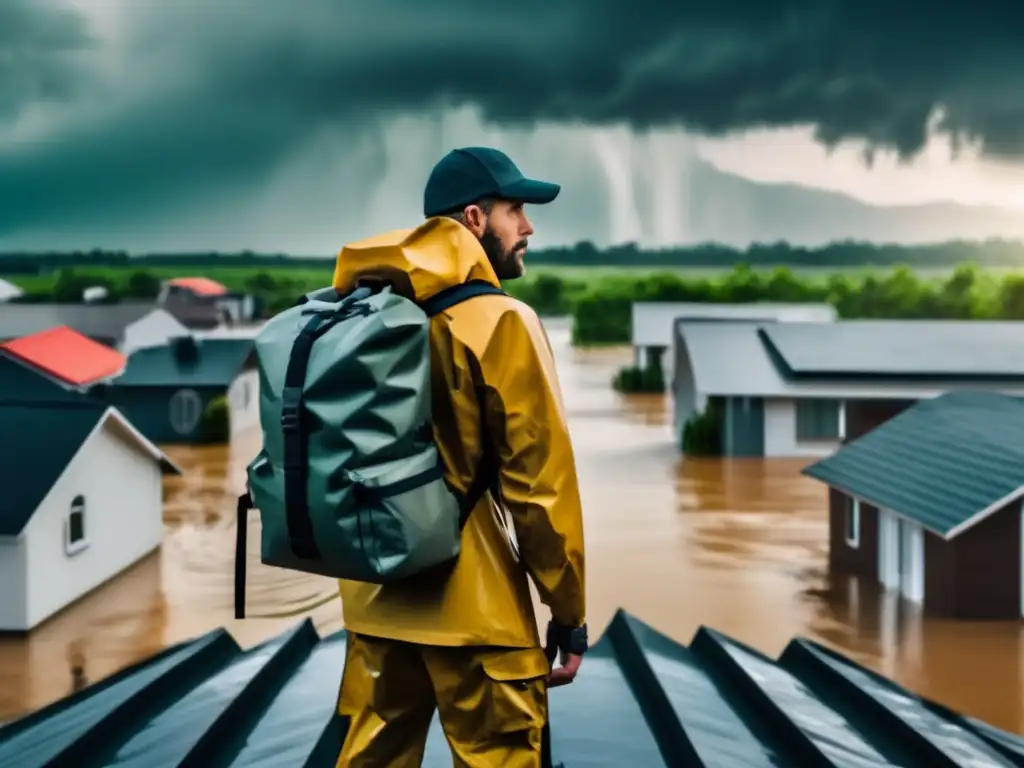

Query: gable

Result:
[0,406,106,536]
[0,357,101,405]
[803,390,1024,538]
[0,406,178,537]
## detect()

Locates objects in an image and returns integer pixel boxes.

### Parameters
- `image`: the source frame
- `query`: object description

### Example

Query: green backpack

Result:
[234,280,505,618]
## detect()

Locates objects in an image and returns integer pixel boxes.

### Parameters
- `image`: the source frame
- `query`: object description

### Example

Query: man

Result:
[332,147,588,768]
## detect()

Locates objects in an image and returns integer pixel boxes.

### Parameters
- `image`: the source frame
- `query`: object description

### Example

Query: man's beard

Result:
[480,226,527,280]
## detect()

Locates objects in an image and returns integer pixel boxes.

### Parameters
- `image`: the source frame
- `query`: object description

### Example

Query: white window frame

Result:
[65,495,89,556]
[844,497,860,548]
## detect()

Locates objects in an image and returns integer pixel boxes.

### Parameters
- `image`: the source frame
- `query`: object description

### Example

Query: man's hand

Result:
[544,619,587,687]
[546,647,583,687]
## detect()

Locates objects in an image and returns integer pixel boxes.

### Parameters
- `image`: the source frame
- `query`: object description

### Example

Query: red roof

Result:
[1,326,127,387]
[167,277,228,297]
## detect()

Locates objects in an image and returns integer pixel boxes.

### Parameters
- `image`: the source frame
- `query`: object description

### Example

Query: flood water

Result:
[1,317,1022,734]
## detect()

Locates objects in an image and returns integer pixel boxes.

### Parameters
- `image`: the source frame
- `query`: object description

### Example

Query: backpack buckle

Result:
[281,404,300,433]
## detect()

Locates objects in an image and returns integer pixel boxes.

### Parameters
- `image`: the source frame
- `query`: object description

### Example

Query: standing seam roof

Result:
[761,321,1024,378]
[0,609,1020,767]
[803,390,1024,537]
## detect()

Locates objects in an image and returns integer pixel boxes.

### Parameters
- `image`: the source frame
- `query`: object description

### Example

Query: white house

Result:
[631,301,836,368]
[0,302,188,353]
[119,308,191,355]
[0,278,23,302]
[673,319,1024,457]
[0,405,180,632]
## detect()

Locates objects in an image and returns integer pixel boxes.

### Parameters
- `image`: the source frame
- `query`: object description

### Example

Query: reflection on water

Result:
[0,317,1021,734]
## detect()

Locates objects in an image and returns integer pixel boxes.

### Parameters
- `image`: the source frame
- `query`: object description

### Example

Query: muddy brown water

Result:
[1,317,1022,734]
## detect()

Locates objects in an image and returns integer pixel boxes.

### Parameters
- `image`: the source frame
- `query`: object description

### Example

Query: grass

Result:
[5,262,1023,295]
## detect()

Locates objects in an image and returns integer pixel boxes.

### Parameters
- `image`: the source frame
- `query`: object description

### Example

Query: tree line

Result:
[7,238,1024,273]
[531,263,1024,345]
[12,262,1024,348]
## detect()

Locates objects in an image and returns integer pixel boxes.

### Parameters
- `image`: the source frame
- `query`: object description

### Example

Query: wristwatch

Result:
[546,620,589,655]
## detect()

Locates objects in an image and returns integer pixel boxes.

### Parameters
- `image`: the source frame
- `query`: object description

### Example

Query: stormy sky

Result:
[3,0,1024,252]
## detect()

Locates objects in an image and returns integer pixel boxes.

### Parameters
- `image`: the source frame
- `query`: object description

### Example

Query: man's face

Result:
[465,199,535,280]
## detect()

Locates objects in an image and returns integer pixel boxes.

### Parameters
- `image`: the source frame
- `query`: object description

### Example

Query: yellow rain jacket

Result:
[331,217,586,649]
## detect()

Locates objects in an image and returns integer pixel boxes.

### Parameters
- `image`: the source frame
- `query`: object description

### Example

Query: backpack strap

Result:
[419,279,506,316]
[281,287,372,561]
[235,492,253,619]
[419,280,507,528]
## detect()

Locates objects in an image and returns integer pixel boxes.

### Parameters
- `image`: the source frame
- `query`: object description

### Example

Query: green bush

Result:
[613,346,666,393]
[200,395,231,444]
[612,365,665,393]
[682,408,722,456]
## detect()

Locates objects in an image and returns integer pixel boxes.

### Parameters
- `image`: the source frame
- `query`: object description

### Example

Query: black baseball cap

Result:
[423,146,561,218]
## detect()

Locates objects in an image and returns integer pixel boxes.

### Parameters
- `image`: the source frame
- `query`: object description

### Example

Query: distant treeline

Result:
[6,238,1024,273]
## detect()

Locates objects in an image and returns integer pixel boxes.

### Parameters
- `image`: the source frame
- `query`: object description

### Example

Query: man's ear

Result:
[462,204,486,236]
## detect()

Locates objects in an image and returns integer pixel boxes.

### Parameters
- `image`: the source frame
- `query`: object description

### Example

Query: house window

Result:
[169,388,204,435]
[795,399,841,440]
[845,497,860,548]
[66,495,88,555]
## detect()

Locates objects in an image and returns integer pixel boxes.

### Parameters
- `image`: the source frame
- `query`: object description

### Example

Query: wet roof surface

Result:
[1,609,1021,768]
[804,389,1024,537]
[761,320,1024,378]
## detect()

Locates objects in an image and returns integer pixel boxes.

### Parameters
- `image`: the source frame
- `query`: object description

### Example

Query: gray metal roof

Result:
[762,320,1024,378]
[677,321,1024,400]
[1,609,1021,767]
[634,301,836,347]
[803,390,1024,538]
[0,302,157,343]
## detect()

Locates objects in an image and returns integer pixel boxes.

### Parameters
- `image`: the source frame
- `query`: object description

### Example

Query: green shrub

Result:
[612,364,666,393]
[200,395,231,444]
[682,407,722,455]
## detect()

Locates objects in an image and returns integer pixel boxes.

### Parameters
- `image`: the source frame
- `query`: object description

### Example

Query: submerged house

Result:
[158,277,255,329]
[803,390,1024,620]
[673,319,1024,458]
[107,336,258,443]
[0,301,187,354]
[1,609,1023,766]
[0,330,179,633]
[634,300,836,369]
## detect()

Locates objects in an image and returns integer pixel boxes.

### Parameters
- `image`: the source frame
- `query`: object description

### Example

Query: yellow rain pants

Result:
[336,632,550,768]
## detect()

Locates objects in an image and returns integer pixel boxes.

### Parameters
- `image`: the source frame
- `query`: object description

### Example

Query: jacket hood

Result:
[332,216,501,302]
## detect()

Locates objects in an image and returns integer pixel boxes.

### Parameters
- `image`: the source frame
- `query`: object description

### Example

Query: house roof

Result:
[633,301,836,347]
[1,326,127,387]
[762,320,1024,379]
[0,278,22,301]
[802,390,1024,538]
[167,277,228,296]
[677,321,1024,400]
[113,336,254,388]
[0,405,180,537]
[0,609,1019,767]
[0,302,156,344]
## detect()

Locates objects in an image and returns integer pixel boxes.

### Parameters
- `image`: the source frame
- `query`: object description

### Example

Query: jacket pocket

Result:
[479,647,549,734]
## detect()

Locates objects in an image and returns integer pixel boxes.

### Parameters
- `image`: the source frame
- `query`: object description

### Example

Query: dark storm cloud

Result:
[176,0,1024,160]
[0,0,92,117]
[2,0,1023,237]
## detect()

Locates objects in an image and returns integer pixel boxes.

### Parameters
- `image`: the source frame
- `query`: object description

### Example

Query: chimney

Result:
[171,335,200,364]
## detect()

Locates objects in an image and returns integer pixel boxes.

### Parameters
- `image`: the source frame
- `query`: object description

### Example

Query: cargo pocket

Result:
[479,647,549,735]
